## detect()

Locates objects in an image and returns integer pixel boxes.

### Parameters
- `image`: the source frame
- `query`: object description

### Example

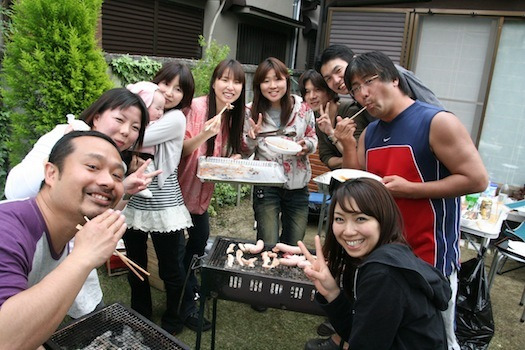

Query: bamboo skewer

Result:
[347,106,367,121]
[76,217,150,281]
[205,103,233,131]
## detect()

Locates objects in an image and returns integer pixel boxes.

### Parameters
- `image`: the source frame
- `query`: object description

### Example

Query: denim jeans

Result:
[253,186,309,245]
[123,228,195,334]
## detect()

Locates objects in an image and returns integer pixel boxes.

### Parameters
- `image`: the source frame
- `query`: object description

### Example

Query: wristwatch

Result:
[327,134,338,145]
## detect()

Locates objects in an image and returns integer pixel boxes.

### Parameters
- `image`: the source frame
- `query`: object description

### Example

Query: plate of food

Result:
[265,136,302,155]
[329,169,382,183]
[313,169,382,193]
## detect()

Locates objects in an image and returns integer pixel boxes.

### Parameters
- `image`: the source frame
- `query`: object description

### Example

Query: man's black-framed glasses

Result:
[349,75,380,97]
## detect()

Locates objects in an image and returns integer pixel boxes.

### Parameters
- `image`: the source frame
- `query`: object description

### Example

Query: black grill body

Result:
[202,236,325,315]
[44,303,189,350]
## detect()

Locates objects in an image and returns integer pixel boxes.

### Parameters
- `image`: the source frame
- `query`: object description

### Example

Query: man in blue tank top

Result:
[334,51,488,350]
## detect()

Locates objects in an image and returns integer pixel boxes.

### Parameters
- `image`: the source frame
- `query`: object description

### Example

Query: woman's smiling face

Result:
[260,69,287,108]
[332,198,380,260]
[92,106,142,151]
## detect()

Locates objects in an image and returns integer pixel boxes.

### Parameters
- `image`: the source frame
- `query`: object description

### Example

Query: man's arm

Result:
[0,210,126,350]
[383,112,488,199]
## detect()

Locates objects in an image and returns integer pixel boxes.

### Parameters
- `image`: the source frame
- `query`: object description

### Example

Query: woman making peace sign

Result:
[299,178,451,350]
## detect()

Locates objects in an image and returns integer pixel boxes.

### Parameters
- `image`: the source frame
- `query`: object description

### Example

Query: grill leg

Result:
[211,296,218,350]
[195,295,206,350]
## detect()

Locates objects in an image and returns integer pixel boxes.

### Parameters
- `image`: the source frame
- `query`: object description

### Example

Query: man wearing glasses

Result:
[315,44,443,108]
[334,51,488,350]
[306,45,445,350]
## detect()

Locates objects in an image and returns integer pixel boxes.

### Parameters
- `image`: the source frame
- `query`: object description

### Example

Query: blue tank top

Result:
[365,100,460,276]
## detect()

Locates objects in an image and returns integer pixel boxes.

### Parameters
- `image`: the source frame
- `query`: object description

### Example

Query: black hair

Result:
[205,59,246,156]
[344,51,410,96]
[314,45,355,73]
[79,88,148,150]
[152,62,195,111]
[48,131,120,172]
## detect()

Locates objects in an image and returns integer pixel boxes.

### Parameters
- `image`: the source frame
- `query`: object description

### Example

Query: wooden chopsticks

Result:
[348,106,367,121]
[204,103,234,131]
[75,216,150,281]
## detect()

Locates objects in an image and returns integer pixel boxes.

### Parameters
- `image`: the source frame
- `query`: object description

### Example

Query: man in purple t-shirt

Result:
[0,131,127,349]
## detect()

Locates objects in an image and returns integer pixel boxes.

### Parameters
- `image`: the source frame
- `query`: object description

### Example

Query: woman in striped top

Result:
[122,62,198,335]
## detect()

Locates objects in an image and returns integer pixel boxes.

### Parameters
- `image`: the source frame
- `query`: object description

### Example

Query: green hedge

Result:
[1,0,113,165]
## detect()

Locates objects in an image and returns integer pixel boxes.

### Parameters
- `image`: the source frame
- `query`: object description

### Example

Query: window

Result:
[237,23,288,65]
[478,21,525,186]
[101,0,203,59]
[412,16,498,140]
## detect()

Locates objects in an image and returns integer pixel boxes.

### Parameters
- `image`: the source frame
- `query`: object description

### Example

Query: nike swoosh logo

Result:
[383,137,391,142]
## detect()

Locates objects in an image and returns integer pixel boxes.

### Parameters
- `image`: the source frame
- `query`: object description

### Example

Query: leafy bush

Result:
[192,35,230,97]
[208,183,251,216]
[109,55,163,87]
[1,0,113,165]
[0,110,11,199]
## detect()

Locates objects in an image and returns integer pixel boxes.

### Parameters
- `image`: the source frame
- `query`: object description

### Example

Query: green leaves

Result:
[193,35,230,97]
[1,0,112,165]
[109,55,163,87]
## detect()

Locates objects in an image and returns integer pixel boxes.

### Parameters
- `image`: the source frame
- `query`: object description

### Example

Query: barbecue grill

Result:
[195,236,325,349]
[45,303,189,350]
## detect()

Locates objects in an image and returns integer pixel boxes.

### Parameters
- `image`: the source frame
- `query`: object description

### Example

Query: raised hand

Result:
[247,113,264,139]
[317,102,334,136]
[334,116,357,148]
[298,235,340,302]
[203,113,222,137]
[72,209,127,268]
[123,158,162,195]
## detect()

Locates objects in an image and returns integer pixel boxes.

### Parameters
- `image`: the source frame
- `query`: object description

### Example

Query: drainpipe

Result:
[314,0,325,61]
[290,0,301,69]
[208,0,226,50]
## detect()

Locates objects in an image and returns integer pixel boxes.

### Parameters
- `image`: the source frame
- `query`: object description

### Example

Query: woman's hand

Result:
[296,139,309,156]
[298,235,340,303]
[247,113,264,139]
[230,153,242,160]
[123,159,162,195]
[202,113,222,137]
[316,102,334,136]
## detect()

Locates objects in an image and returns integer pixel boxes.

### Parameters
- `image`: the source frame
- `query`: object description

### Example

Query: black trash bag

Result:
[456,253,495,350]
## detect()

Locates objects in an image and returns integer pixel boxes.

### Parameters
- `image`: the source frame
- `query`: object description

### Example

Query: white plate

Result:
[265,136,302,155]
[320,169,382,184]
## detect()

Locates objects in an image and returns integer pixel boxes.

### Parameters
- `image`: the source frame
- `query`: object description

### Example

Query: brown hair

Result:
[324,178,407,290]
[298,69,339,103]
[251,57,292,127]
[205,59,246,156]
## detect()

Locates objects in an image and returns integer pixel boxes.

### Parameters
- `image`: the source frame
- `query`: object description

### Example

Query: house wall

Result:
[204,0,310,69]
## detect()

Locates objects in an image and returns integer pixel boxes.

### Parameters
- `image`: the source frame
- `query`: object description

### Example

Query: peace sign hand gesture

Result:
[247,113,264,139]
[298,235,340,303]
[316,102,334,136]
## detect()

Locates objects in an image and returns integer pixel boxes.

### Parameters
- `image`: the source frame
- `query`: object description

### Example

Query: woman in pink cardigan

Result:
[178,59,246,307]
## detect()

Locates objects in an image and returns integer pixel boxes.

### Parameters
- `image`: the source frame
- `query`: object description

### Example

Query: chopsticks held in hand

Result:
[205,103,234,131]
[76,216,150,281]
[347,106,367,121]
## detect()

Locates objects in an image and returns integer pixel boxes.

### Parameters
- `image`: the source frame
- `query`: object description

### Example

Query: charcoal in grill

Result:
[201,236,325,316]
[44,303,189,350]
